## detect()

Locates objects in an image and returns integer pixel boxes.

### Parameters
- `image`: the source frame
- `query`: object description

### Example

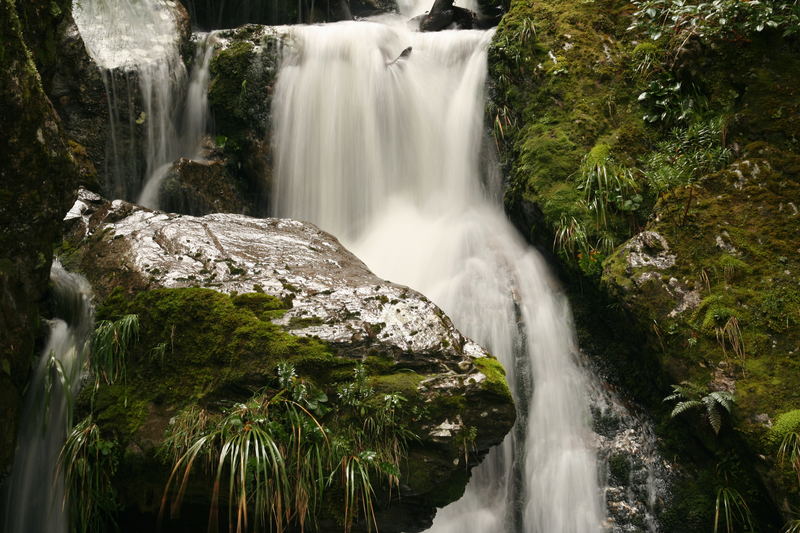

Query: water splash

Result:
[272,20,605,531]
[2,261,93,533]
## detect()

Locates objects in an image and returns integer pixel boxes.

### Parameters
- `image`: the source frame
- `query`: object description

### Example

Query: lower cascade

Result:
[272,19,613,531]
[2,262,93,533]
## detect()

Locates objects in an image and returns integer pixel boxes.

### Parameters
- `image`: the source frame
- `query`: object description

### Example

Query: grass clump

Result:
[59,416,120,533]
[160,363,416,533]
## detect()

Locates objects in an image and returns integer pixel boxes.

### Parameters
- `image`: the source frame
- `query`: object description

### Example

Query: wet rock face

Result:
[0,0,80,475]
[62,190,515,531]
[158,155,249,216]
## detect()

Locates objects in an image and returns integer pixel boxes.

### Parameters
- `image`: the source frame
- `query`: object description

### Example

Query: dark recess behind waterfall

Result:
[180,0,399,29]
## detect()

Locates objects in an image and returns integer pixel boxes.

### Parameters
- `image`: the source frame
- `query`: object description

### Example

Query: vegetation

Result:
[59,416,120,533]
[713,485,754,533]
[160,363,415,533]
[664,381,734,434]
[90,314,139,389]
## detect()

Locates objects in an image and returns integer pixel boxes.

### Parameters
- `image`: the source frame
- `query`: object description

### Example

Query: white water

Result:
[138,33,217,208]
[2,261,93,533]
[272,19,605,532]
[73,0,215,207]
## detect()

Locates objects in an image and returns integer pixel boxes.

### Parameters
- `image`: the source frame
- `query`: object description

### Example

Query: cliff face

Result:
[490,0,800,528]
[0,0,79,475]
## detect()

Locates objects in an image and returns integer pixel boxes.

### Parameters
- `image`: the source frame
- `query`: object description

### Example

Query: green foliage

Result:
[713,486,754,533]
[91,314,139,388]
[785,519,800,533]
[630,0,800,57]
[644,117,732,197]
[778,431,800,485]
[767,410,800,447]
[665,381,735,434]
[575,144,641,229]
[161,363,415,533]
[59,415,120,533]
[637,76,705,125]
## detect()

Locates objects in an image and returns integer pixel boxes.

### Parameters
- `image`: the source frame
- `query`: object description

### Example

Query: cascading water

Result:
[73,0,186,202]
[2,261,93,533]
[272,18,606,532]
[138,32,218,208]
[73,0,215,208]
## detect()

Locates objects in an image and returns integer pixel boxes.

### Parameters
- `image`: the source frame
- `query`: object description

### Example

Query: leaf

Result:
[671,400,702,418]
[1,359,10,376]
[638,91,649,101]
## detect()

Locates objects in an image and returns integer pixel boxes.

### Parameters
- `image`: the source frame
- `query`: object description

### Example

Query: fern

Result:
[664,381,734,435]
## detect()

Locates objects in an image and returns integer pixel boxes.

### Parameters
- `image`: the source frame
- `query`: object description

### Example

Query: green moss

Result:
[765,410,800,448]
[474,356,512,401]
[91,288,334,441]
[371,371,424,397]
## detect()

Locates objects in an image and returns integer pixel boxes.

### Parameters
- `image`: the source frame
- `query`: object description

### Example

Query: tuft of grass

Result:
[778,431,800,486]
[160,363,416,533]
[91,314,139,388]
[713,486,754,533]
[59,415,119,533]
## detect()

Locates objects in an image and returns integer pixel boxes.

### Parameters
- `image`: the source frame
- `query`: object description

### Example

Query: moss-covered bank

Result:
[489,0,800,528]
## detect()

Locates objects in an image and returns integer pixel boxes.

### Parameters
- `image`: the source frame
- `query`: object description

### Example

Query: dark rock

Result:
[420,0,476,31]
[0,0,80,476]
[158,154,249,216]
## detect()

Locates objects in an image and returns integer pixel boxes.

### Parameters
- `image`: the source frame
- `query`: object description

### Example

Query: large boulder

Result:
[60,190,515,532]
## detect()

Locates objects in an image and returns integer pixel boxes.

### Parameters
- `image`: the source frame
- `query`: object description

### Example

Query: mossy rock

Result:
[62,194,516,531]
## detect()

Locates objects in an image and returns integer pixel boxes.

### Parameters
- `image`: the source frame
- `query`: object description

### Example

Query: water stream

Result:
[73,0,215,208]
[2,261,93,533]
[63,2,670,530]
[272,18,606,532]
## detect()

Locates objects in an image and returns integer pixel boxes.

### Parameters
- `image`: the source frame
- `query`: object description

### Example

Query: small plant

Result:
[664,381,734,434]
[91,314,140,387]
[575,144,640,230]
[785,519,800,533]
[778,431,800,486]
[717,316,746,369]
[713,485,754,533]
[59,415,120,533]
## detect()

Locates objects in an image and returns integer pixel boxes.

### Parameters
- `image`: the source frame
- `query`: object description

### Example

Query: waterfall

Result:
[73,0,215,208]
[2,261,93,533]
[138,32,218,208]
[272,19,606,532]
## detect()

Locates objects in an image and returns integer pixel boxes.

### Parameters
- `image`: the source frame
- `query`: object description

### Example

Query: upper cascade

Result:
[72,0,183,70]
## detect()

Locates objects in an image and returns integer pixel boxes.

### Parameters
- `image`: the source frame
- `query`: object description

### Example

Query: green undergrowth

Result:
[85,287,336,442]
[490,0,800,526]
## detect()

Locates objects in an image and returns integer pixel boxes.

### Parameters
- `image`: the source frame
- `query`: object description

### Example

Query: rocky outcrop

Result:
[0,0,80,475]
[603,145,800,524]
[61,190,515,531]
[207,25,282,214]
[158,154,250,216]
